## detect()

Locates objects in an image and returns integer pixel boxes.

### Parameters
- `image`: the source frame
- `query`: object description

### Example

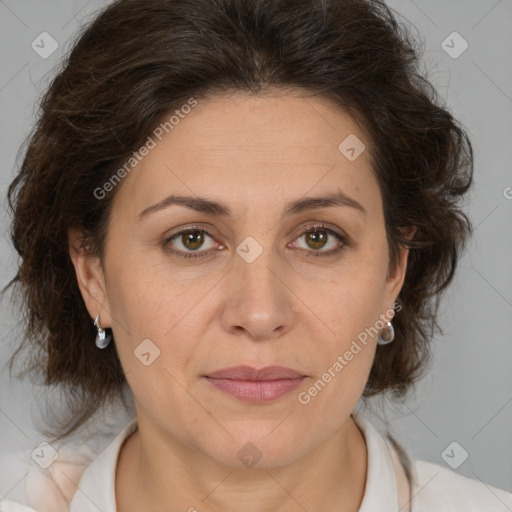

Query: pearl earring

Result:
[377,321,395,345]
[94,314,112,349]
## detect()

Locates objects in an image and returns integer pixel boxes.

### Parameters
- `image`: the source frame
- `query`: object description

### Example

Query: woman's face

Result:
[71,89,409,467]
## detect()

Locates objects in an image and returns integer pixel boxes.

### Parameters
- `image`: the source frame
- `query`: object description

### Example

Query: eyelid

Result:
[163,224,225,261]
[165,223,223,244]
[291,221,347,242]
[289,222,348,255]
[163,221,349,259]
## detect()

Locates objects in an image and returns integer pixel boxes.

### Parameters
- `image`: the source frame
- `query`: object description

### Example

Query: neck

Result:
[116,414,368,512]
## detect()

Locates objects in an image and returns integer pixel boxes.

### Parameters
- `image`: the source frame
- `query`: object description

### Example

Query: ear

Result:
[381,226,417,318]
[68,228,112,327]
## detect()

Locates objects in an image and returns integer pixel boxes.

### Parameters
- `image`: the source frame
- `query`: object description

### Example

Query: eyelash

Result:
[163,223,348,260]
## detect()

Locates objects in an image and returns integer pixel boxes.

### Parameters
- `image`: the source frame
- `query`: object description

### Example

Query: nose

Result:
[220,249,296,341]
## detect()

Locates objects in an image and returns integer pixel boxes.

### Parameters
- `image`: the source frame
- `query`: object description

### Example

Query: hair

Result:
[2,0,473,460]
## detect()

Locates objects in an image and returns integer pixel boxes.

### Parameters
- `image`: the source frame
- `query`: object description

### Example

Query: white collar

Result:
[69,418,137,512]
[69,412,401,511]
[352,412,401,511]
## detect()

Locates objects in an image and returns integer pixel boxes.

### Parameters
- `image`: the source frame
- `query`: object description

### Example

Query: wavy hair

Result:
[3,0,473,447]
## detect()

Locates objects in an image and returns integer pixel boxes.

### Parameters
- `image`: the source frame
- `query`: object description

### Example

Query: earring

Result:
[94,314,112,349]
[377,321,395,345]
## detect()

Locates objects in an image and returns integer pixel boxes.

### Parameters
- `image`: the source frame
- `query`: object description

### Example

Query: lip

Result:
[203,365,307,403]
[205,365,306,380]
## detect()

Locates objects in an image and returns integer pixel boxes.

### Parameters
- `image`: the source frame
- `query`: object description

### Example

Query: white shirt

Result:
[1,412,511,512]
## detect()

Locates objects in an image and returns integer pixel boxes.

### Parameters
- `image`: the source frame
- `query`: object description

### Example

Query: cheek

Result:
[104,254,198,386]
[309,247,387,390]
[105,240,179,325]
[317,289,380,389]
[323,265,388,340]
[301,290,379,426]
[110,279,201,422]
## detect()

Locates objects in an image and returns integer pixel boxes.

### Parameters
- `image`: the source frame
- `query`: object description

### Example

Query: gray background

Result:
[0,0,511,500]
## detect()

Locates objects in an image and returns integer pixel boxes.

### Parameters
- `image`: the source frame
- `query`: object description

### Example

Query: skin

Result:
[69,88,412,512]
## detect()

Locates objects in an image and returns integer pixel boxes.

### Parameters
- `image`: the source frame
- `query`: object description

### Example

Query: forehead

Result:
[109,90,380,222]
[161,90,370,158]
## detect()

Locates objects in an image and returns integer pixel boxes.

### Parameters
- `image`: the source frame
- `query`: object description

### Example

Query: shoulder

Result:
[0,421,127,512]
[0,409,136,512]
[411,459,512,511]
[0,446,77,512]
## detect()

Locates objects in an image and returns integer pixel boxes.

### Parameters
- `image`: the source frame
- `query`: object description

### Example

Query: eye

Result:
[164,226,221,259]
[163,223,348,260]
[291,224,347,257]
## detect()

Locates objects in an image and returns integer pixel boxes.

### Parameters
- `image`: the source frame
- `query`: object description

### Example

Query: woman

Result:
[1,0,511,511]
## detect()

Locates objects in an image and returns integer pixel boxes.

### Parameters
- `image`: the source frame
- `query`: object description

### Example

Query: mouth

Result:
[202,365,307,403]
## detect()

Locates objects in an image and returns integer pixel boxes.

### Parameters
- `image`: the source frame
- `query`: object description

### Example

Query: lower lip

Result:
[203,377,306,403]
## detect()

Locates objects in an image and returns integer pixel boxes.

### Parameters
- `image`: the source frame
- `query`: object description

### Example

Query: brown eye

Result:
[165,228,217,259]
[293,225,347,256]
[304,228,329,250]
[181,230,205,250]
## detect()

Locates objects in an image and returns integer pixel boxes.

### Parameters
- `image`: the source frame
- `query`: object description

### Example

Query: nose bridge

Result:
[235,233,286,302]
[221,232,295,339]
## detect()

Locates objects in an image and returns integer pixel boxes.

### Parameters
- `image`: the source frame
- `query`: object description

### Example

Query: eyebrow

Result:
[137,188,366,221]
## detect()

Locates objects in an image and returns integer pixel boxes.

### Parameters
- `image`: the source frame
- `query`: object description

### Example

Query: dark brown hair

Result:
[2,0,473,444]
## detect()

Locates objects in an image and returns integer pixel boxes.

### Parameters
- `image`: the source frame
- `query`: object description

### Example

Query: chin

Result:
[201,427,306,469]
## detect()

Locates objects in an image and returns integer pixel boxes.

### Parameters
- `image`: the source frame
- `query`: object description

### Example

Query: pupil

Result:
[307,229,327,249]
[183,230,203,250]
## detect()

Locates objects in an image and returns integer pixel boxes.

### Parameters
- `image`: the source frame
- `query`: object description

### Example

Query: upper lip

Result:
[205,365,306,381]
